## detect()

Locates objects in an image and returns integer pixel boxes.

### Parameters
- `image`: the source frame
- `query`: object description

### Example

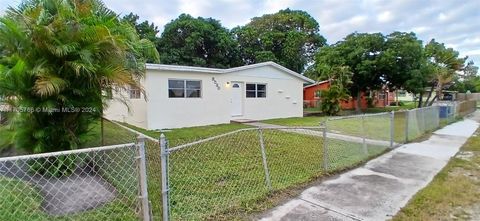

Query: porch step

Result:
[230,119,258,123]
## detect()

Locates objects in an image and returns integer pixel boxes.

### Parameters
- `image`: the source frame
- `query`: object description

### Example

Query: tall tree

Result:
[232,9,326,73]
[0,0,159,153]
[122,12,159,45]
[381,32,433,107]
[157,14,241,68]
[424,39,466,105]
[308,32,386,112]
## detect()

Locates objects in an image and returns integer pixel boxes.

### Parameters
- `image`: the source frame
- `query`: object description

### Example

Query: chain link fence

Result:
[2,104,474,220]
[322,112,392,172]
[160,127,327,220]
[0,140,150,221]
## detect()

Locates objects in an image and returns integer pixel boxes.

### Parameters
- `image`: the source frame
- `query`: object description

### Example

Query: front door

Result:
[231,82,243,116]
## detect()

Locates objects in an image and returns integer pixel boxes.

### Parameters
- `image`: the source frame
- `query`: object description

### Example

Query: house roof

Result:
[145,61,315,83]
[303,80,330,89]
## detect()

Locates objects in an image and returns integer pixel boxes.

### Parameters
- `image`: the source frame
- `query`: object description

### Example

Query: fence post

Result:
[137,136,151,221]
[421,107,426,133]
[405,110,409,143]
[361,114,368,155]
[257,128,272,191]
[390,111,394,148]
[160,134,170,221]
[321,121,329,171]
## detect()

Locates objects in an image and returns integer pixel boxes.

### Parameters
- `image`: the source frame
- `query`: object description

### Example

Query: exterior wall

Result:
[145,71,231,129]
[104,81,148,129]
[394,90,415,102]
[226,66,304,121]
[303,83,393,109]
[145,65,306,129]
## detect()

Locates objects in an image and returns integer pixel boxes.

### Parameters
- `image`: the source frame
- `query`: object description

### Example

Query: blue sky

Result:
[1,0,479,65]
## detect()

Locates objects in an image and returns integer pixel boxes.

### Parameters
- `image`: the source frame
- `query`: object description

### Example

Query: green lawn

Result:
[118,121,251,146]
[393,128,480,220]
[80,120,137,147]
[166,128,387,220]
[262,110,441,144]
[0,120,390,220]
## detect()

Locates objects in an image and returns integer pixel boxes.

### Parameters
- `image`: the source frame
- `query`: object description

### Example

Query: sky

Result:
[1,0,479,65]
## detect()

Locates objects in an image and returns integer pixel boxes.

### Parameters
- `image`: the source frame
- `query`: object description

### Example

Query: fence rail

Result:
[0,140,150,221]
[0,102,477,220]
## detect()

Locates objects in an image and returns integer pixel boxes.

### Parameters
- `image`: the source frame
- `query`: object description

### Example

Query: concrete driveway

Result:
[259,113,480,221]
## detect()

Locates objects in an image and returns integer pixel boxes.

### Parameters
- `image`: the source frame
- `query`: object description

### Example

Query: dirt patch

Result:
[456,151,475,161]
[36,173,117,215]
[0,160,118,215]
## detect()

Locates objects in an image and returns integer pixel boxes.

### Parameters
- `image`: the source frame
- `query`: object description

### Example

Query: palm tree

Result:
[423,39,465,106]
[0,0,159,153]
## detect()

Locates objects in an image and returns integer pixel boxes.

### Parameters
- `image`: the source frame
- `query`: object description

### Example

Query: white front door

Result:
[231,82,243,116]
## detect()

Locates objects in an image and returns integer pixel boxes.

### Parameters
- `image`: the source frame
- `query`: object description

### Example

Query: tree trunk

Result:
[428,94,438,106]
[424,83,435,107]
[418,92,424,108]
[436,81,443,102]
[101,109,104,146]
[396,91,399,106]
[355,91,362,113]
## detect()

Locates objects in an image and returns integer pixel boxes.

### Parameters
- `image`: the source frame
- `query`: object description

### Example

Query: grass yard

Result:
[263,109,445,144]
[0,120,390,220]
[118,121,251,146]
[81,120,137,147]
[393,127,480,220]
[165,128,388,220]
[262,113,409,143]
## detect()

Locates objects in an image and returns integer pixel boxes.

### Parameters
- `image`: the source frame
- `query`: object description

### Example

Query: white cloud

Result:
[438,12,448,21]
[262,0,296,13]
[177,0,212,17]
[377,11,393,23]
[348,15,368,26]
[411,26,430,34]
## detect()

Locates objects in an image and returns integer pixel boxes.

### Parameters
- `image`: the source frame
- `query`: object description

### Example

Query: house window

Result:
[168,79,201,98]
[129,86,141,99]
[246,83,266,98]
[378,91,386,100]
[398,90,406,97]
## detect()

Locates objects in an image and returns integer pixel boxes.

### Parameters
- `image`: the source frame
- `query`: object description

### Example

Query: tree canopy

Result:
[308,32,386,111]
[232,9,326,73]
[122,12,160,45]
[157,14,241,68]
[0,0,159,153]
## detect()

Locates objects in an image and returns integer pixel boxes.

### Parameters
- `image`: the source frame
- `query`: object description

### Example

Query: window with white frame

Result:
[246,83,266,98]
[129,86,141,99]
[168,79,202,98]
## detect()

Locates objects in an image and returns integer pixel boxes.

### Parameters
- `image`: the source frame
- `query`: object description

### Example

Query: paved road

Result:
[258,113,480,221]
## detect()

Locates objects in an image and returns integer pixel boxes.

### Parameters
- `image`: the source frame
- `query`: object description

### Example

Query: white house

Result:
[104,62,314,130]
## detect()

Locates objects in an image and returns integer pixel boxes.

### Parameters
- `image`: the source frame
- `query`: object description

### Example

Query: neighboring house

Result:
[394,90,415,102]
[105,62,314,129]
[303,80,394,109]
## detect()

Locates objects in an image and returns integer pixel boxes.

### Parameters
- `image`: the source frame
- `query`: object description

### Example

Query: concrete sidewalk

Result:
[258,115,480,221]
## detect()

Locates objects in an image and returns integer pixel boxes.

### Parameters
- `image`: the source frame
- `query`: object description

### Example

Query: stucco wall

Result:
[104,84,148,129]
[145,70,231,129]
[144,65,305,129]
[224,66,304,121]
